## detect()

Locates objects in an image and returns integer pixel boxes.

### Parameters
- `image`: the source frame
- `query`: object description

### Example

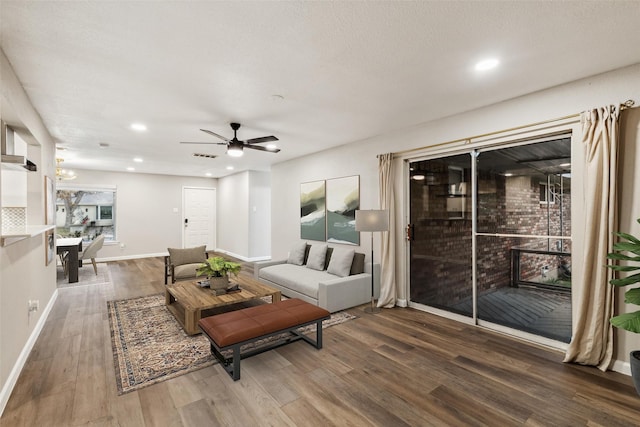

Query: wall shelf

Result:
[1,224,55,246]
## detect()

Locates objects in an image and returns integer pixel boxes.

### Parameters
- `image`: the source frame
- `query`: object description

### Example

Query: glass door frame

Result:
[403,126,577,350]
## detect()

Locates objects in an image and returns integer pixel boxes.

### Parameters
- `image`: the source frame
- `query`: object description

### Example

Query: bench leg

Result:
[231,346,241,381]
[210,343,242,381]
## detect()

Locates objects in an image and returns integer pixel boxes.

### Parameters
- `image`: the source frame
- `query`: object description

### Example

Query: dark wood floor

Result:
[2,256,640,426]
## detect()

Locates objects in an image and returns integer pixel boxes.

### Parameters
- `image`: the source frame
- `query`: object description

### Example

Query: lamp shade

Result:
[355,209,389,232]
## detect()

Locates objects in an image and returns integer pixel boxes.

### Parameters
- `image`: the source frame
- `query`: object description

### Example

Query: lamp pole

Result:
[364,230,381,314]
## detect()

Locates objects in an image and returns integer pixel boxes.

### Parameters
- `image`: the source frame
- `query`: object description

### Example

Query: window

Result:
[56,184,116,242]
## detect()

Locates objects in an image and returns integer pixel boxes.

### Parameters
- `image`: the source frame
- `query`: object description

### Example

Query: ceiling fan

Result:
[181,123,280,157]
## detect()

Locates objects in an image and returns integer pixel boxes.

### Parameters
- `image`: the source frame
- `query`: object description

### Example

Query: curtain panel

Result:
[563,105,620,371]
[377,153,397,308]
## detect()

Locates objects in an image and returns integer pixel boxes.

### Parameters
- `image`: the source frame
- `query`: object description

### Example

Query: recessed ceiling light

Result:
[127,167,135,171]
[475,58,499,71]
[266,144,278,150]
[226,166,234,171]
[412,174,425,181]
[560,162,571,167]
[133,157,143,163]
[130,123,147,132]
[205,172,212,177]
[504,173,513,177]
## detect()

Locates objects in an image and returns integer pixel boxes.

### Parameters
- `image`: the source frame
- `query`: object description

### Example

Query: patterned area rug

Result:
[107,294,355,394]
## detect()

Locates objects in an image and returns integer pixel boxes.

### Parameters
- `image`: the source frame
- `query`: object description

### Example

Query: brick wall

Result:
[410,166,571,307]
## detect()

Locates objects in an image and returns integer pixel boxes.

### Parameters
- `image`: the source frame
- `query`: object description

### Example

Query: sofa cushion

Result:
[306,244,327,271]
[351,253,365,275]
[168,245,206,266]
[259,264,339,299]
[327,247,355,277]
[287,241,307,266]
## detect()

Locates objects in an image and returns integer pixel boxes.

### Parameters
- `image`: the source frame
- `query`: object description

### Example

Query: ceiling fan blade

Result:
[245,144,280,153]
[200,129,229,142]
[180,141,227,145]
[245,135,279,144]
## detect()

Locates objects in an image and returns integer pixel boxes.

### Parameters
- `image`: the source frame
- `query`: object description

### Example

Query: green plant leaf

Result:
[616,232,640,244]
[612,242,640,255]
[606,253,640,261]
[624,288,640,305]
[610,311,640,333]
[607,265,640,272]
[610,272,640,287]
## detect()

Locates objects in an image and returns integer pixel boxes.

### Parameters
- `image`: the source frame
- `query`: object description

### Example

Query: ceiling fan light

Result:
[227,147,243,157]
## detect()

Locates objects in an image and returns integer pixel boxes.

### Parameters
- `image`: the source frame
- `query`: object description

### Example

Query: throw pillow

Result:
[287,241,307,265]
[168,245,206,266]
[306,244,328,271]
[327,247,356,277]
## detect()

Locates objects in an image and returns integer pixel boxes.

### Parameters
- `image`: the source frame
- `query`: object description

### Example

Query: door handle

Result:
[406,224,414,241]
[184,218,188,227]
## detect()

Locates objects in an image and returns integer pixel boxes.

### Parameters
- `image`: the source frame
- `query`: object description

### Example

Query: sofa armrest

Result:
[254,259,287,280]
[317,263,380,312]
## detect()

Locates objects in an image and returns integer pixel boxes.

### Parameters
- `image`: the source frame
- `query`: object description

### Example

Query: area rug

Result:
[56,262,111,288]
[107,294,355,394]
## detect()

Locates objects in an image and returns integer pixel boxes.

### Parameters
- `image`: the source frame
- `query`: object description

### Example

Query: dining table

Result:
[56,237,83,283]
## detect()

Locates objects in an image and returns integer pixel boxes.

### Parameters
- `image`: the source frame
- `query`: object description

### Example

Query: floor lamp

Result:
[355,209,389,314]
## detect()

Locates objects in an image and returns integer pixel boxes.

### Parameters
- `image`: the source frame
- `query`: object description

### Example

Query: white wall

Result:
[248,171,271,259]
[0,48,57,414]
[217,171,249,259]
[270,63,640,367]
[617,107,640,366]
[217,170,272,261]
[66,169,217,260]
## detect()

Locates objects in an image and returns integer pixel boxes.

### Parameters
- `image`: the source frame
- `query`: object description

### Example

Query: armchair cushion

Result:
[168,245,206,266]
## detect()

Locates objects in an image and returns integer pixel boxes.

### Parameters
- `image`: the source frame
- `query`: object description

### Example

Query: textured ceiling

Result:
[1,1,640,177]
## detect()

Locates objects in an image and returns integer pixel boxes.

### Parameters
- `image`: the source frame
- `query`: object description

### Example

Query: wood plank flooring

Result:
[2,256,640,426]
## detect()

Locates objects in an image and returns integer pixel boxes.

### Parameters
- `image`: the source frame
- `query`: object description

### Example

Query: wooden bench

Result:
[198,298,331,380]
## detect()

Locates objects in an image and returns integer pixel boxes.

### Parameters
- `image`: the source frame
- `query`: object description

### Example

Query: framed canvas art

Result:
[45,175,55,225]
[326,175,360,245]
[45,229,55,265]
[300,180,326,241]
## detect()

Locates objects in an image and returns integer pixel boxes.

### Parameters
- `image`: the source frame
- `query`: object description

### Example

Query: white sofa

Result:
[254,244,380,313]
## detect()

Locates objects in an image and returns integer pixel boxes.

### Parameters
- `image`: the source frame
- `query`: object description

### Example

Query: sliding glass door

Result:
[409,136,572,344]
[409,153,473,317]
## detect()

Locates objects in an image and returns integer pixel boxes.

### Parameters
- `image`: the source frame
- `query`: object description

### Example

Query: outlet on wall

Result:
[28,300,39,313]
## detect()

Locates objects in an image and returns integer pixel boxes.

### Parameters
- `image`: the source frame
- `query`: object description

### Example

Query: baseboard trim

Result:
[611,359,631,376]
[0,289,58,417]
[97,251,271,263]
[96,252,168,262]
[215,249,270,263]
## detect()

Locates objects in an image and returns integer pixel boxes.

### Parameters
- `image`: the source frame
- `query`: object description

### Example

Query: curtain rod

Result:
[387,99,636,158]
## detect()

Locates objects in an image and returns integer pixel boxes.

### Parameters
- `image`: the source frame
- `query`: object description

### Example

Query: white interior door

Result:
[183,187,216,250]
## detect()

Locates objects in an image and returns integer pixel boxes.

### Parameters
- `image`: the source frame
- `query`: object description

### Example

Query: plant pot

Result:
[209,275,229,292]
[631,350,640,396]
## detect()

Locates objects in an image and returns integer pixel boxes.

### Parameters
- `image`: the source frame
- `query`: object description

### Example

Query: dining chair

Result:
[80,235,105,275]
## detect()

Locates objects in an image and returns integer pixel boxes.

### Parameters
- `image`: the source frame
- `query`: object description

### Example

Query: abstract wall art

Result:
[326,175,360,245]
[300,180,326,241]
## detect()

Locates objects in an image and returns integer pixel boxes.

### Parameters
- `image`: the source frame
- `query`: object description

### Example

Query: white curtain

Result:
[563,105,620,371]
[378,153,396,308]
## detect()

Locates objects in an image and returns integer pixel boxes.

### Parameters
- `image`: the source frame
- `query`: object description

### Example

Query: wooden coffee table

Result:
[165,274,281,335]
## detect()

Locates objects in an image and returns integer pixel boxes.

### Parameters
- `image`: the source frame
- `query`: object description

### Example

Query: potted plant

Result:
[606,218,640,395]
[196,256,242,292]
